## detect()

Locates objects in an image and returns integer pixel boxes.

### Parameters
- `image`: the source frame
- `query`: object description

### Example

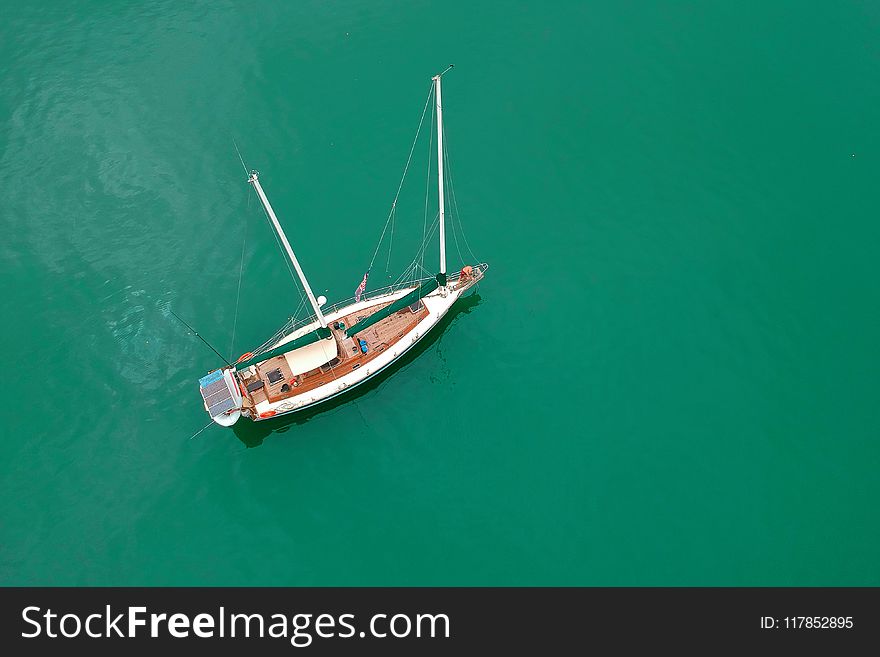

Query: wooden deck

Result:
[237,297,430,409]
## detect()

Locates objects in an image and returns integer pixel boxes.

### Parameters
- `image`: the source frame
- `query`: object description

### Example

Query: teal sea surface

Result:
[1,1,878,585]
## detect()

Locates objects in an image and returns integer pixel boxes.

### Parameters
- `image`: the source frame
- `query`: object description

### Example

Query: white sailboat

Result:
[198,68,487,426]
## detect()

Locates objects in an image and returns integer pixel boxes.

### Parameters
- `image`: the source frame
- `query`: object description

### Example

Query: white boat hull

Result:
[246,283,468,422]
[213,409,241,427]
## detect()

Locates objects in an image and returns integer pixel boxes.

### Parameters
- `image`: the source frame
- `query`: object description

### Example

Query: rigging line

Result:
[416,212,441,265]
[397,260,419,285]
[281,295,308,345]
[233,138,249,177]
[255,194,309,312]
[397,211,440,284]
[397,217,434,283]
[229,192,250,359]
[368,82,435,270]
[406,260,432,281]
[189,419,216,440]
[394,257,415,285]
[442,134,465,265]
[283,273,308,331]
[442,121,479,263]
[398,257,432,286]
[384,205,395,276]
[419,211,441,262]
[450,192,464,265]
[451,183,478,264]
[293,294,307,320]
[169,308,233,367]
[421,88,436,274]
[236,146,309,322]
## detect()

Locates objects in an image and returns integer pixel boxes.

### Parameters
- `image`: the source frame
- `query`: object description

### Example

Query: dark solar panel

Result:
[199,377,227,401]
[208,397,236,416]
[199,372,236,417]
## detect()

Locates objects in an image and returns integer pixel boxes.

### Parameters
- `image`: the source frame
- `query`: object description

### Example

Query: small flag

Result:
[355,270,369,302]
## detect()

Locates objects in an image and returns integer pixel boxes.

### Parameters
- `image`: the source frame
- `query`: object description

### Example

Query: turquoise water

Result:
[1,1,878,585]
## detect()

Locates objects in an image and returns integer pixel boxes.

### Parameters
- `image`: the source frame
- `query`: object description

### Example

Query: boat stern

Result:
[198,368,243,426]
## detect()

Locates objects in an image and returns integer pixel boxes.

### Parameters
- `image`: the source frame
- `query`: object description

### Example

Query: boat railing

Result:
[253,263,488,355]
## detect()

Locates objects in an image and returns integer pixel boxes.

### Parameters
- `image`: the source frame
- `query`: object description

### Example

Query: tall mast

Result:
[432,67,451,286]
[248,171,328,328]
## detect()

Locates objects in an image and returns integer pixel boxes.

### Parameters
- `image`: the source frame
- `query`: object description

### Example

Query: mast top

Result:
[432,64,454,81]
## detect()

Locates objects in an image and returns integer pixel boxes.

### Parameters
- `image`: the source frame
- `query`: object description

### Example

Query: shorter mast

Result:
[248,171,328,328]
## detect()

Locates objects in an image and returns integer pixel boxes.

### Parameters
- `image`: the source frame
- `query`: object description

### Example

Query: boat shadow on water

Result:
[231,292,484,448]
